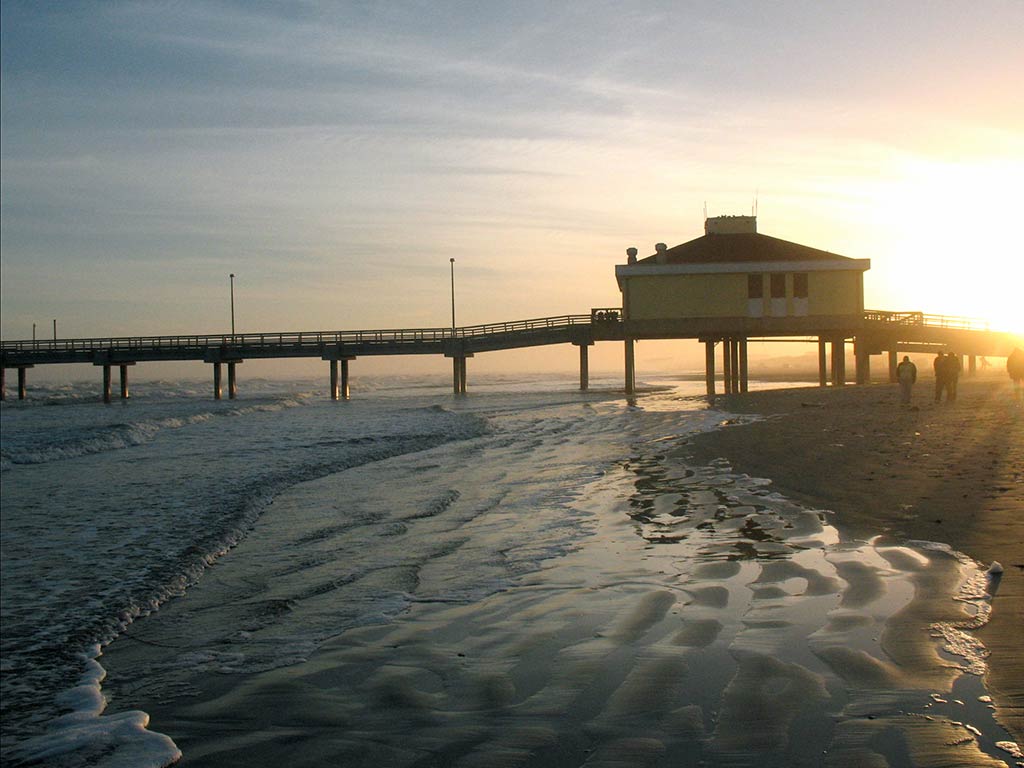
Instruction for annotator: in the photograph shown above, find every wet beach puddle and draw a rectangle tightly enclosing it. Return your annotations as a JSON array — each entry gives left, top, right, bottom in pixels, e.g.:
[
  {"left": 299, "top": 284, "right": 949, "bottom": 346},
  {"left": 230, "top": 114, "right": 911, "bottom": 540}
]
[{"left": 99, "top": 413, "right": 1020, "bottom": 768}]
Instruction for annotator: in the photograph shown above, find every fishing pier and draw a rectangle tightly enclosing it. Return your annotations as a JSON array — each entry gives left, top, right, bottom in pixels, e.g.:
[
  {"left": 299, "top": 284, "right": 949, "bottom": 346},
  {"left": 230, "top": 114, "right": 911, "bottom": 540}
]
[
  {"left": 2, "top": 216, "right": 1019, "bottom": 402},
  {"left": 0, "top": 309, "right": 1016, "bottom": 402}
]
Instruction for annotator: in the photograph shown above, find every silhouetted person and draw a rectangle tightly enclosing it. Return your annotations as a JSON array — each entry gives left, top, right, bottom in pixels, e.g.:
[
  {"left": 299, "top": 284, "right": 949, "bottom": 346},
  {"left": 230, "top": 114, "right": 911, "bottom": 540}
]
[
  {"left": 896, "top": 355, "right": 917, "bottom": 404},
  {"left": 933, "top": 352, "right": 947, "bottom": 402},
  {"left": 946, "top": 353, "right": 962, "bottom": 401},
  {"left": 1008, "top": 348, "right": 1024, "bottom": 401}
]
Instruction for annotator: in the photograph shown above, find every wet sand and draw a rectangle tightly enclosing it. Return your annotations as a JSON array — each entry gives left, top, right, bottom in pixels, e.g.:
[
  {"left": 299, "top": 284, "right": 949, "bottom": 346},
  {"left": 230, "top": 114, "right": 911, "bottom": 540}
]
[
  {"left": 87, "top": 378, "right": 1024, "bottom": 767},
  {"left": 682, "top": 373, "right": 1024, "bottom": 744}
]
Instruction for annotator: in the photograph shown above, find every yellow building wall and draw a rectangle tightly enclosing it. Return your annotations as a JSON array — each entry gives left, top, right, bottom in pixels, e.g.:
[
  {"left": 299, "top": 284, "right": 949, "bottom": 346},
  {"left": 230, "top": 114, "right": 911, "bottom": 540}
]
[
  {"left": 806, "top": 271, "right": 862, "bottom": 314},
  {"left": 626, "top": 274, "right": 747, "bottom": 319},
  {"left": 624, "top": 270, "right": 863, "bottom": 319}
]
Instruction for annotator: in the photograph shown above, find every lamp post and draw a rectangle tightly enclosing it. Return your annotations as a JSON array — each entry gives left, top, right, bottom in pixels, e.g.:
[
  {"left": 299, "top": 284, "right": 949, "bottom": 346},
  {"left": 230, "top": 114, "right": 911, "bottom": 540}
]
[
  {"left": 449, "top": 258, "right": 456, "bottom": 333},
  {"left": 230, "top": 273, "right": 236, "bottom": 335},
  {"left": 53, "top": 319, "right": 57, "bottom": 341},
  {"left": 32, "top": 323, "right": 36, "bottom": 342}
]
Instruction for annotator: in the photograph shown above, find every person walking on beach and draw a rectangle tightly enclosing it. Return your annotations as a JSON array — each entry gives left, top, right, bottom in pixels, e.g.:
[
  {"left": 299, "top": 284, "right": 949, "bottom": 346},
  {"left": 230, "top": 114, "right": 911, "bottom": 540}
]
[
  {"left": 946, "top": 352, "right": 962, "bottom": 401},
  {"left": 896, "top": 355, "right": 917, "bottom": 404},
  {"left": 933, "top": 352, "right": 947, "bottom": 402},
  {"left": 1008, "top": 348, "right": 1024, "bottom": 401}
]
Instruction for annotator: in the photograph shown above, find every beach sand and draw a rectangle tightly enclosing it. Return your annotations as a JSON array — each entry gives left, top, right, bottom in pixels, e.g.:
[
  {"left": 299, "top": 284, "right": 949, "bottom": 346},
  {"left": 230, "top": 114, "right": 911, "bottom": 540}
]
[
  {"left": 682, "top": 373, "right": 1024, "bottom": 744},
  {"left": 91, "top": 375, "right": 1023, "bottom": 767}
]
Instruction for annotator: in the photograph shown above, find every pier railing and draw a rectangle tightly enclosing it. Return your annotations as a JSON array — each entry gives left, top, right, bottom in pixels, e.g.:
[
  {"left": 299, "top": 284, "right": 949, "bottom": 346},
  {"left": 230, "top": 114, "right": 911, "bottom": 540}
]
[
  {"left": 0, "top": 314, "right": 597, "bottom": 353},
  {"left": 863, "top": 310, "right": 996, "bottom": 332},
  {"left": 2, "top": 310, "right": 1007, "bottom": 355}
]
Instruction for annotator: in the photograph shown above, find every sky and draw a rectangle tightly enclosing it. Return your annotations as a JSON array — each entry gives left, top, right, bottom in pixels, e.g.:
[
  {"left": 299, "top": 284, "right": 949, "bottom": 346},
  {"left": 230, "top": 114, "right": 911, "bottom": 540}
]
[{"left": 2, "top": 1, "right": 1022, "bottom": 379}]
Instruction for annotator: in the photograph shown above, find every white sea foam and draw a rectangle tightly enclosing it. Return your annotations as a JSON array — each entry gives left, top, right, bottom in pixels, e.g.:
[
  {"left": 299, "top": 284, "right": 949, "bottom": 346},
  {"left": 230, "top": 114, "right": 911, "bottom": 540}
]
[
  {"left": 10, "top": 646, "right": 181, "bottom": 768},
  {"left": 1, "top": 379, "right": 493, "bottom": 763}
]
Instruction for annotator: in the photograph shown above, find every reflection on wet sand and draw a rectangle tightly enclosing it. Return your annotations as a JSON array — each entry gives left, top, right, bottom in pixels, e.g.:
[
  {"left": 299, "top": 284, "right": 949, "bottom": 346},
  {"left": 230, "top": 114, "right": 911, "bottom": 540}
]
[{"left": 129, "top": 446, "right": 1015, "bottom": 767}]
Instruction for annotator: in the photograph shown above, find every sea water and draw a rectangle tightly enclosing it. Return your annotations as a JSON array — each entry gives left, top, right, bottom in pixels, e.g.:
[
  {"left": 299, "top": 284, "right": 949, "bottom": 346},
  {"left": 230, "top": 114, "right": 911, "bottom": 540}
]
[{"left": 0, "top": 374, "right": 1018, "bottom": 767}]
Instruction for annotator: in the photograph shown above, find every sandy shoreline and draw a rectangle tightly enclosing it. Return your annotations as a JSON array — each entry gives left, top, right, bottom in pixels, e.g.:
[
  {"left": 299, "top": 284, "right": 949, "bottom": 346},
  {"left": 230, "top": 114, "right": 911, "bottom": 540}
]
[
  {"left": 681, "top": 373, "right": 1024, "bottom": 743},
  {"left": 77, "top": 376, "right": 1022, "bottom": 767}
]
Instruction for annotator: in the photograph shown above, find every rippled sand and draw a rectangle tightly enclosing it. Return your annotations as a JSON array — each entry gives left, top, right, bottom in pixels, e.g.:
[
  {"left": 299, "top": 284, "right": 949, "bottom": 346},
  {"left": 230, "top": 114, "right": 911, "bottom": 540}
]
[{"left": 103, "top": 432, "right": 1014, "bottom": 766}]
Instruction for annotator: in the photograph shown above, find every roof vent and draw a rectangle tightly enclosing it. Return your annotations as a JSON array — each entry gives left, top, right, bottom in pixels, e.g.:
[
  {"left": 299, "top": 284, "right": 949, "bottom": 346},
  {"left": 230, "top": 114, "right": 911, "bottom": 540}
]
[
  {"left": 655, "top": 242, "right": 668, "bottom": 264},
  {"left": 705, "top": 215, "right": 757, "bottom": 235},
  {"left": 626, "top": 247, "right": 638, "bottom": 265}
]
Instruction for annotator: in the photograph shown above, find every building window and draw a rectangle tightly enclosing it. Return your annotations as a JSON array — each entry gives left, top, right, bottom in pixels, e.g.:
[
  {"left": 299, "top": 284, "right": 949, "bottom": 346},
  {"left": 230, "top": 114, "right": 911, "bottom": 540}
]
[
  {"left": 770, "top": 273, "right": 786, "bottom": 299},
  {"left": 747, "top": 274, "right": 764, "bottom": 299},
  {"left": 793, "top": 273, "right": 808, "bottom": 299}
]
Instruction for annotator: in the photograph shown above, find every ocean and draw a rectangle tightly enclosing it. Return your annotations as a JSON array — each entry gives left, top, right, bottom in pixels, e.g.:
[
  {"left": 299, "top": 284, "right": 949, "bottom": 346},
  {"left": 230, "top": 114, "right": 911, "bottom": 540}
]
[{"left": 0, "top": 373, "right": 1016, "bottom": 767}]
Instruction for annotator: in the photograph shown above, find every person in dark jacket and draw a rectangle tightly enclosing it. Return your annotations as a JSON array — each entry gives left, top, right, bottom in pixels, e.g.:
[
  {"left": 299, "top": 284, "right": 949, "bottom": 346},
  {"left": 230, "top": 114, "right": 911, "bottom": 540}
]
[
  {"left": 896, "top": 355, "right": 917, "bottom": 404},
  {"left": 1008, "top": 348, "right": 1024, "bottom": 401},
  {"left": 933, "top": 352, "right": 947, "bottom": 402},
  {"left": 946, "top": 352, "right": 962, "bottom": 401}
]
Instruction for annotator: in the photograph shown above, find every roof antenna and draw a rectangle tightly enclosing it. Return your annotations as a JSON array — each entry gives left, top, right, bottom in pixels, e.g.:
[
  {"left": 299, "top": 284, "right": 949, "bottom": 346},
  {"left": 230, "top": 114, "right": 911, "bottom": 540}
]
[
  {"left": 754, "top": 189, "right": 759, "bottom": 217},
  {"left": 703, "top": 201, "right": 708, "bottom": 220}
]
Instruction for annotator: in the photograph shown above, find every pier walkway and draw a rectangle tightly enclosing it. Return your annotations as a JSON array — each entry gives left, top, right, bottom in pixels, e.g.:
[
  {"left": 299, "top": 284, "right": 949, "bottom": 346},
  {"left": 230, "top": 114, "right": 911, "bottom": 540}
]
[{"left": 1, "top": 309, "right": 1017, "bottom": 401}]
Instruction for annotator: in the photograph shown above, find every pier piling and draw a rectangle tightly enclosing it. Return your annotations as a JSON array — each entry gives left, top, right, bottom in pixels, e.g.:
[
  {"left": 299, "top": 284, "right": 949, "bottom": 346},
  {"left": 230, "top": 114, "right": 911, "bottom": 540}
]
[
  {"left": 213, "top": 363, "right": 222, "bottom": 400},
  {"left": 102, "top": 365, "right": 112, "bottom": 403},
  {"left": 704, "top": 339, "right": 716, "bottom": 398},
  {"left": 739, "top": 338, "right": 749, "bottom": 393},
  {"left": 119, "top": 364, "right": 132, "bottom": 400},
  {"left": 578, "top": 343, "right": 590, "bottom": 391},
  {"left": 831, "top": 339, "right": 846, "bottom": 386},
  {"left": 624, "top": 339, "right": 635, "bottom": 395},
  {"left": 452, "top": 356, "right": 468, "bottom": 394}
]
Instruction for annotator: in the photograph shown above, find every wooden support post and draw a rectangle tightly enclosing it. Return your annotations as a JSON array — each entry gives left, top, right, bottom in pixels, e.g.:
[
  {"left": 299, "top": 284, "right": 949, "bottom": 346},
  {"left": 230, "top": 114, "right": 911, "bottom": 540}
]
[
  {"left": 831, "top": 339, "right": 845, "bottom": 386},
  {"left": 228, "top": 362, "right": 238, "bottom": 399},
  {"left": 855, "top": 345, "right": 870, "bottom": 385},
  {"left": 453, "top": 356, "right": 461, "bottom": 394},
  {"left": 119, "top": 365, "right": 130, "bottom": 400},
  {"left": 341, "top": 359, "right": 350, "bottom": 400},
  {"left": 213, "top": 362, "right": 222, "bottom": 400},
  {"left": 739, "top": 338, "right": 749, "bottom": 393},
  {"left": 968, "top": 355, "right": 977, "bottom": 376},
  {"left": 723, "top": 338, "right": 733, "bottom": 394},
  {"left": 624, "top": 339, "right": 635, "bottom": 395},
  {"left": 578, "top": 344, "right": 589, "bottom": 391},
  {"left": 459, "top": 356, "right": 467, "bottom": 393},
  {"left": 102, "top": 365, "right": 112, "bottom": 404},
  {"left": 888, "top": 350, "right": 898, "bottom": 383},
  {"left": 730, "top": 339, "right": 740, "bottom": 393},
  {"left": 818, "top": 340, "right": 828, "bottom": 387},
  {"left": 1, "top": 367, "right": 5, "bottom": 401},
  {"left": 18, "top": 367, "right": 28, "bottom": 400},
  {"left": 704, "top": 339, "right": 716, "bottom": 398},
  {"left": 330, "top": 360, "right": 339, "bottom": 401}
]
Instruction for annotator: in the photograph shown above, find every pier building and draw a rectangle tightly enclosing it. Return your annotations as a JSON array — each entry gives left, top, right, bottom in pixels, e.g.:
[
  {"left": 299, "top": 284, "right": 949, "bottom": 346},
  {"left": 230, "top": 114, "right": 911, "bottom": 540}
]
[{"left": 616, "top": 215, "right": 871, "bottom": 394}]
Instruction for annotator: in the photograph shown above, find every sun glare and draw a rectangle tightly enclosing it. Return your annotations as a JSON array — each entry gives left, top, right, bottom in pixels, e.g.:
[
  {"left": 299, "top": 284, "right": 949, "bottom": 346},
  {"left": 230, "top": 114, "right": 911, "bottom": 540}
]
[{"left": 868, "top": 155, "right": 1022, "bottom": 333}]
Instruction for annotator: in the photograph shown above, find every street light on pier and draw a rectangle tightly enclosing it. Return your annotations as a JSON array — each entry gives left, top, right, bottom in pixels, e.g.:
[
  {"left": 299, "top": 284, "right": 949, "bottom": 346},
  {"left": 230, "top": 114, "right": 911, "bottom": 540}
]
[
  {"left": 449, "top": 258, "right": 456, "bottom": 334},
  {"left": 230, "top": 273, "right": 236, "bottom": 336}
]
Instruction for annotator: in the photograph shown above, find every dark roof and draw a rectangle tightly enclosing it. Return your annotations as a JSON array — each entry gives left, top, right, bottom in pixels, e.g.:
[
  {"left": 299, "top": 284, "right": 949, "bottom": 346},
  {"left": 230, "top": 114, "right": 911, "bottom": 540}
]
[{"left": 637, "top": 232, "right": 854, "bottom": 265}]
